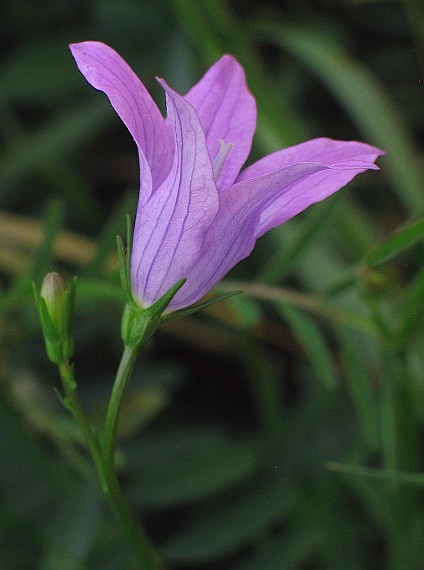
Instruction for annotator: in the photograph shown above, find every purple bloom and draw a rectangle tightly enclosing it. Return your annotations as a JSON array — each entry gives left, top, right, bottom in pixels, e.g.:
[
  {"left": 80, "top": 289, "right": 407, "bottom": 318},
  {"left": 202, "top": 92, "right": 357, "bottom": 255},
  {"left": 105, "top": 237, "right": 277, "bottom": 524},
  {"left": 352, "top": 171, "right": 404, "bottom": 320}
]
[{"left": 70, "top": 42, "right": 383, "bottom": 311}]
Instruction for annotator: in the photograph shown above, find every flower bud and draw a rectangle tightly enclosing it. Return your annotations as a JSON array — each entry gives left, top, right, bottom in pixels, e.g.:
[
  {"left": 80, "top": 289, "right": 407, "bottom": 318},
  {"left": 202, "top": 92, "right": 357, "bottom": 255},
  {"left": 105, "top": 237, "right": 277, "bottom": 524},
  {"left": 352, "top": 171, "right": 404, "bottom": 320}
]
[
  {"left": 34, "top": 272, "right": 76, "bottom": 364},
  {"left": 40, "top": 272, "right": 66, "bottom": 336}
]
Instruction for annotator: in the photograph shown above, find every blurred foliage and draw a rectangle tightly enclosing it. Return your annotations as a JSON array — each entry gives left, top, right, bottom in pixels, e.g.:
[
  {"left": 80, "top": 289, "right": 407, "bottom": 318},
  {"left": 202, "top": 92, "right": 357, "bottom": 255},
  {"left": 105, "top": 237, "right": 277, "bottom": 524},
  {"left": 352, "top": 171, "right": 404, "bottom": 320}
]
[{"left": 1, "top": 0, "right": 424, "bottom": 568}]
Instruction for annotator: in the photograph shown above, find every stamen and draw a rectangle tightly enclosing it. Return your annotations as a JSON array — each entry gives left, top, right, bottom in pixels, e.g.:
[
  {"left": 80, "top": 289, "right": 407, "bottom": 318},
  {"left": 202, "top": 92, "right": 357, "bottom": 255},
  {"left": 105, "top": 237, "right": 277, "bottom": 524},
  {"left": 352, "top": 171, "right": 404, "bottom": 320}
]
[{"left": 213, "top": 139, "right": 233, "bottom": 182}]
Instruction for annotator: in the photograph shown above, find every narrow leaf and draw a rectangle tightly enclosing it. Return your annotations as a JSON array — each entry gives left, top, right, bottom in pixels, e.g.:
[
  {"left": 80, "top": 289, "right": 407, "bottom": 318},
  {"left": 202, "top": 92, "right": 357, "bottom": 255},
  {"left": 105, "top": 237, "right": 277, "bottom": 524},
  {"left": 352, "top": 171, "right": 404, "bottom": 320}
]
[
  {"left": 278, "top": 303, "right": 338, "bottom": 389},
  {"left": 259, "top": 22, "right": 423, "bottom": 214},
  {"left": 85, "top": 193, "right": 136, "bottom": 276},
  {"left": 161, "top": 290, "right": 241, "bottom": 323},
  {"left": 31, "top": 199, "right": 64, "bottom": 282},
  {"left": 366, "top": 216, "right": 424, "bottom": 266},
  {"left": 161, "top": 475, "right": 298, "bottom": 563},
  {"left": 339, "top": 327, "right": 379, "bottom": 449},
  {"left": 396, "top": 263, "right": 424, "bottom": 341},
  {"left": 327, "top": 462, "right": 424, "bottom": 488}
]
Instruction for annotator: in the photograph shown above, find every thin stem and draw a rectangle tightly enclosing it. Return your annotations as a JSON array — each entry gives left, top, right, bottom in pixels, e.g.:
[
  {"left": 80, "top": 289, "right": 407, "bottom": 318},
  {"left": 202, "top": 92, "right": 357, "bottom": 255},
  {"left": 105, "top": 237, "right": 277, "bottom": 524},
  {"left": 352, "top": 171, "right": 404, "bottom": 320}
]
[
  {"left": 59, "top": 356, "right": 163, "bottom": 569},
  {"left": 219, "top": 280, "right": 378, "bottom": 336},
  {"left": 58, "top": 361, "right": 106, "bottom": 488},
  {"left": 102, "top": 344, "right": 138, "bottom": 476},
  {"left": 105, "top": 465, "right": 163, "bottom": 569},
  {"left": 102, "top": 342, "right": 163, "bottom": 569}
]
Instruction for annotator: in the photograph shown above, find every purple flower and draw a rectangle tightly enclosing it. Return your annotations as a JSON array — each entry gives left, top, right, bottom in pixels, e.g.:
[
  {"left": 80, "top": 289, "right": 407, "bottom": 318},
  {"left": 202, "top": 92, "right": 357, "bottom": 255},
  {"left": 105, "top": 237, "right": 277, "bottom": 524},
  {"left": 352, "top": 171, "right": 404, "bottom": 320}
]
[{"left": 70, "top": 41, "right": 383, "bottom": 311}]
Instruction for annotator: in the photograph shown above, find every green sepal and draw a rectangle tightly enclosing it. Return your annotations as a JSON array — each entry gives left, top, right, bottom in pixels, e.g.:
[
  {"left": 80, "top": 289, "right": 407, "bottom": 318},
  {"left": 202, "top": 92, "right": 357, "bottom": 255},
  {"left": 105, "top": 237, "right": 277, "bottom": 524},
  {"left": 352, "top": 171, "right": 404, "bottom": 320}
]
[
  {"left": 148, "top": 278, "right": 187, "bottom": 317},
  {"left": 161, "top": 290, "right": 242, "bottom": 323},
  {"left": 33, "top": 283, "right": 62, "bottom": 363},
  {"left": 62, "top": 276, "right": 77, "bottom": 361},
  {"left": 37, "top": 295, "right": 60, "bottom": 343},
  {"left": 53, "top": 386, "right": 70, "bottom": 411},
  {"left": 116, "top": 215, "right": 134, "bottom": 303},
  {"left": 33, "top": 273, "right": 76, "bottom": 365},
  {"left": 121, "top": 278, "right": 187, "bottom": 348},
  {"left": 117, "top": 235, "right": 132, "bottom": 303}
]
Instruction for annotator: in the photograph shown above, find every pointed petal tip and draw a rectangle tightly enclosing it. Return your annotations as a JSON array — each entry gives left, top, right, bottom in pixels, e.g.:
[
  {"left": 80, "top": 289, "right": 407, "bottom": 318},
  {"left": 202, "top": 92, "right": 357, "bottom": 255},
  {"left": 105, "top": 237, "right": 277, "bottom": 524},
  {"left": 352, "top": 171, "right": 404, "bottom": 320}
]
[
  {"left": 69, "top": 41, "right": 109, "bottom": 67},
  {"left": 69, "top": 40, "right": 100, "bottom": 55},
  {"left": 69, "top": 41, "right": 121, "bottom": 65},
  {"left": 216, "top": 53, "right": 244, "bottom": 68},
  {"left": 155, "top": 76, "right": 166, "bottom": 88},
  {"left": 328, "top": 160, "right": 381, "bottom": 171}
]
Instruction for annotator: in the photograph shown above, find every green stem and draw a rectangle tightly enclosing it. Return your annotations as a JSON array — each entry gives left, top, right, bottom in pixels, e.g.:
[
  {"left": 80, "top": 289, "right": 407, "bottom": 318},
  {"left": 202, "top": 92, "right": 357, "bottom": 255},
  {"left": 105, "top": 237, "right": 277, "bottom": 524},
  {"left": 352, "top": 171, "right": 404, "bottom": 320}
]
[
  {"left": 105, "top": 464, "right": 163, "bottom": 569},
  {"left": 102, "top": 344, "right": 138, "bottom": 476},
  {"left": 58, "top": 356, "right": 163, "bottom": 569},
  {"left": 58, "top": 361, "right": 106, "bottom": 488},
  {"left": 102, "top": 343, "right": 163, "bottom": 570}
]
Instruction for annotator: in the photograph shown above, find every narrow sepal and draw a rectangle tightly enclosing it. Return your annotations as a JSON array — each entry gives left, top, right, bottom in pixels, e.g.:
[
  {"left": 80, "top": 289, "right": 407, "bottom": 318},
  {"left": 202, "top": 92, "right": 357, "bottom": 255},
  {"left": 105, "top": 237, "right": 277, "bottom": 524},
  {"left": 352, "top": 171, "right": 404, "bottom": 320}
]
[
  {"left": 161, "top": 290, "right": 241, "bottom": 323},
  {"left": 147, "top": 278, "right": 187, "bottom": 318},
  {"left": 63, "top": 276, "right": 77, "bottom": 360},
  {"left": 53, "top": 386, "right": 71, "bottom": 411},
  {"left": 117, "top": 215, "right": 134, "bottom": 303},
  {"left": 121, "top": 278, "right": 187, "bottom": 348},
  {"left": 117, "top": 235, "right": 132, "bottom": 302}
]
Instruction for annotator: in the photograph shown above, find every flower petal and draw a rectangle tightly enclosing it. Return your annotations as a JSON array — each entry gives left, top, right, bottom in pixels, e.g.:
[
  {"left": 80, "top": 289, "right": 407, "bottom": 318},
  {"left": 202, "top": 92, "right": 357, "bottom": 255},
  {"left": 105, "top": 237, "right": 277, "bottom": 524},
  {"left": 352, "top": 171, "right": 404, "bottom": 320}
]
[
  {"left": 238, "top": 137, "right": 383, "bottom": 181},
  {"left": 237, "top": 138, "right": 384, "bottom": 236},
  {"left": 169, "top": 150, "right": 381, "bottom": 309},
  {"left": 130, "top": 80, "right": 219, "bottom": 307},
  {"left": 185, "top": 55, "right": 256, "bottom": 191},
  {"left": 169, "top": 162, "right": 333, "bottom": 309},
  {"left": 69, "top": 41, "right": 173, "bottom": 192}
]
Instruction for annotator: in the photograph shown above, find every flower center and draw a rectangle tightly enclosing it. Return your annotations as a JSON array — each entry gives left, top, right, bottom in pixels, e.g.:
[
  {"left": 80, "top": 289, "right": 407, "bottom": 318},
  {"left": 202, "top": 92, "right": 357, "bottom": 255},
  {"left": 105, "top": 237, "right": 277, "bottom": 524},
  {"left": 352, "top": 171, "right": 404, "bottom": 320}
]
[{"left": 213, "top": 139, "right": 233, "bottom": 182}]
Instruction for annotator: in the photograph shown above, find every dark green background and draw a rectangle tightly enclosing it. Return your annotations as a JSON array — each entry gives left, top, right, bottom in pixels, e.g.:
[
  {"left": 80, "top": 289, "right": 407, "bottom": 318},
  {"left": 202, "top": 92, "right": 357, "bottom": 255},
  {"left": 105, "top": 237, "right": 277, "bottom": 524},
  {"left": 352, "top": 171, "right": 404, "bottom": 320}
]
[{"left": 2, "top": 1, "right": 424, "bottom": 568}]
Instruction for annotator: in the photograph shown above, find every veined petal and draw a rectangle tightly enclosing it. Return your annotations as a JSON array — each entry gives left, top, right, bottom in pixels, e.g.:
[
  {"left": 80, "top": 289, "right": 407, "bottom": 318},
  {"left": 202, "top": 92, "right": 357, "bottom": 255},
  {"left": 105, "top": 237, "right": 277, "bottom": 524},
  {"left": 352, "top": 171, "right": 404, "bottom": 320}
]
[
  {"left": 185, "top": 55, "right": 256, "bottom": 191},
  {"left": 238, "top": 138, "right": 383, "bottom": 182},
  {"left": 168, "top": 162, "right": 333, "bottom": 310},
  {"left": 71, "top": 44, "right": 384, "bottom": 313},
  {"left": 130, "top": 80, "right": 219, "bottom": 307},
  {"left": 69, "top": 41, "right": 173, "bottom": 192},
  {"left": 236, "top": 138, "right": 384, "bottom": 236},
  {"left": 168, "top": 152, "right": 381, "bottom": 310},
  {"left": 129, "top": 149, "right": 153, "bottom": 298}
]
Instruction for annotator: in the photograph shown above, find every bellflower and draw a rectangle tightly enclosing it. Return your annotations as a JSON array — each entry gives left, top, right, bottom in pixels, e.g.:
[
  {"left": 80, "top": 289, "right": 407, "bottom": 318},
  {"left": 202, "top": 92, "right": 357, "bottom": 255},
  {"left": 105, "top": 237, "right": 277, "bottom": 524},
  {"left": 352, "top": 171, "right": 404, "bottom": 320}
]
[{"left": 70, "top": 42, "right": 383, "bottom": 311}]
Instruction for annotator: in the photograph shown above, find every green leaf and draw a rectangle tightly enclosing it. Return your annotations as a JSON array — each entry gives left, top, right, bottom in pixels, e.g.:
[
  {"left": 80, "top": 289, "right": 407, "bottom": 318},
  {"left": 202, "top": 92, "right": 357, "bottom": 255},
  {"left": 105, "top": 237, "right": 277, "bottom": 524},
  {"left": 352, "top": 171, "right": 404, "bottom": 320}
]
[
  {"left": 231, "top": 529, "right": 317, "bottom": 570},
  {"left": 339, "top": 327, "right": 380, "bottom": 450},
  {"left": 0, "top": 101, "right": 110, "bottom": 223},
  {"left": 327, "top": 461, "right": 424, "bottom": 488},
  {"left": 0, "top": 398, "right": 65, "bottom": 527},
  {"left": 278, "top": 303, "right": 338, "bottom": 389},
  {"left": 127, "top": 433, "right": 260, "bottom": 508},
  {"left": 1, "top": 38, "right": 81, "bottom": 104},
  {"left": 31, "top": 199, "right": 64, "bottom": 283},
  {"left": 228, "top": 294, "right": 263, "bottom": 328},
  {"left": 85, "top": 193, "right": 136, "bottom": 277},
  {"left": 395, "top": 263, "right": 424, "bottom": 341},
  {"left": 161, "top": 474, "right": 298, "bottom": 563},
  {"left": 259, "top": 195, "right": 340, "bottom": 283},
  {"left": 172, "top": 0, "right": 307, "bottom": 147},
  {"left": 366, "top": 216, "right": 424, "bottom": 266},
  {"left": 76, "top": 278, "right": 124, "bottom": 305},
  {"left": 220, "top": 280, "right": 378, "bottom": 336},
  {"left": 259, "top": 22, "right": 423, "bottom": 214},
  {"left": 40, "top": 483, "right": 101, "bottom": 570}
]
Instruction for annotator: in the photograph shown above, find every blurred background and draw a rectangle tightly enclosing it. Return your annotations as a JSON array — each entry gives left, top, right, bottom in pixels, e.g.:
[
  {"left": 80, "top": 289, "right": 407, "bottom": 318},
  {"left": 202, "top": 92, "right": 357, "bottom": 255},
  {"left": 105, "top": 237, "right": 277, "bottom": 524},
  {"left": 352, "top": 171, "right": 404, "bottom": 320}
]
[{"left": 2, "top": 0, "right": 424, "bottom": 568}]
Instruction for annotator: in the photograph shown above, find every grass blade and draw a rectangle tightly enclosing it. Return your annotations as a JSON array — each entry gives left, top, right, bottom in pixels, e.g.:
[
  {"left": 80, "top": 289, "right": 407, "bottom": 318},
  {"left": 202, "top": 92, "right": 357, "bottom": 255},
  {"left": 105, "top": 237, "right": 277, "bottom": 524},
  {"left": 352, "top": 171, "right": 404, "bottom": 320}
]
[
  {"left": 367, "top": 216, "right": 424, "bottom": 266},
  {"left": 259, "top": 22, "right": 423, "bottom": 214},
  {"left": 278, "top": 303, "right": 338, "bottom": 389}
]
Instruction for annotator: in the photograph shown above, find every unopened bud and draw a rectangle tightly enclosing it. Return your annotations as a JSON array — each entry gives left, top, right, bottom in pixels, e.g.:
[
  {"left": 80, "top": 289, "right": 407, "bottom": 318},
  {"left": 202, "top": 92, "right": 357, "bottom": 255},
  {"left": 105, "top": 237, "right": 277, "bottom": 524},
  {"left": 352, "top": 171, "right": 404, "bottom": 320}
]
[
  {"left": 34, "top": 272, "right": 76, "bottom": 364},
  {"left": 40, "top": 272, "right": 66, "bottom": 336}
]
